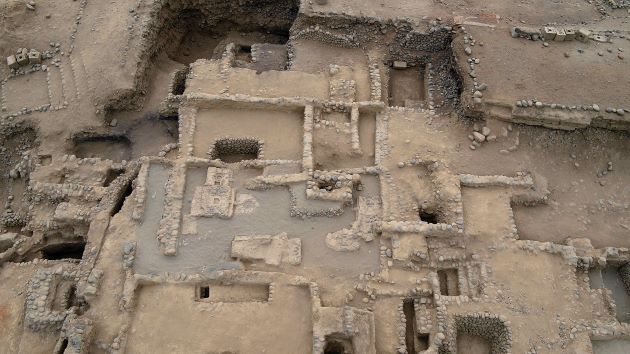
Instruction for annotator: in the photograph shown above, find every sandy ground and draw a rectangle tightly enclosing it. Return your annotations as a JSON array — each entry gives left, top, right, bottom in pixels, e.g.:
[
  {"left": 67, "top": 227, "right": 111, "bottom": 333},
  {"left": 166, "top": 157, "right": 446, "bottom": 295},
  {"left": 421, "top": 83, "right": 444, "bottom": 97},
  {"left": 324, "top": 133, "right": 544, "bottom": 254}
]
[
  {"left": 193, "top": 107, "right": 304, "bottom": 160},
  {"left": 387, "top": 110, "right": 630, "bottom": 248},
  {"left": 126, "top": 282, "right": 313, "bottom": 354},
  {"left": 462, "top": 25, "right": 630, "bottom": 110},
  {"left": 1, "top": 0, "right": 630, "bottom": 352}
]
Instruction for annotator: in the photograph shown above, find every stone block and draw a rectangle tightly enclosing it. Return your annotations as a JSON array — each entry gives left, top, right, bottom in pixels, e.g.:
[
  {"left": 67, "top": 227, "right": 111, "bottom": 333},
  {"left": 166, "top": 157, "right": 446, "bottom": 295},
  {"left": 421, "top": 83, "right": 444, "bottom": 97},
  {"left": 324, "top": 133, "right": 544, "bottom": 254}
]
[
  {"left": 542, "top": 26, "right": 557, "bottom": 41},
  {"left": 393, "top": 61, "right": 407, "bottom": 69},
  {"left": 191, "top": 168, "right": 235, "bottom": 219},
  {"left": 511, "top": 26, "right": 541, "bottom": 40},
  {"left": 0, "top": 232, "right": 17, "bottom": 252},
  {"left": 6, "top": 55, "right": 19, "bottom": 69},
  {"left": 28, "top": 50, "right": 41, "bottom": 64},
  {"left": 576, "top": 28, "right": 591, "bottom": 43},
  {"left": 191, "top": 185, "right": 235, "bottom": 218},
  {"left": 16, "top": 53, "right": 29, "bottom": 66},
  {"left": 554, "top": 28, "right": 566, "bottom": 41},
  {"left": 564, "top": 28, "right": 576, "bottom": 41},
  {"left": 231, "top": 233, "right": 301, "bottom": 266}
]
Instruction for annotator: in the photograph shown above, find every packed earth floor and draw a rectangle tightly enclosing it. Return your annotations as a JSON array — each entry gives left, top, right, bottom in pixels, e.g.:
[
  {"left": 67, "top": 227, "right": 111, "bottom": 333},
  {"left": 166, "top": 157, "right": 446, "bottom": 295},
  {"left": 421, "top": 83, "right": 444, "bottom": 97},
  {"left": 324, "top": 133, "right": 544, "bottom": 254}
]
[{"left": 0, "top": 0, "right": 630, "bottom": 353}]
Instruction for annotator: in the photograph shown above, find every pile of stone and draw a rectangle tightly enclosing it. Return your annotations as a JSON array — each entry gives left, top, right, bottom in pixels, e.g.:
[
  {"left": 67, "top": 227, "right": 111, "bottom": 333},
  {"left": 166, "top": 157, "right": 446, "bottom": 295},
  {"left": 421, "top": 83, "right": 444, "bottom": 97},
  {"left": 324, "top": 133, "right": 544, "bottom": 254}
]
[
  {"left": 467, "top": 125, "right": 495, "bottom": 150},
  {"left": 6, "top": 48, "right": 42, "bottom": 70}
]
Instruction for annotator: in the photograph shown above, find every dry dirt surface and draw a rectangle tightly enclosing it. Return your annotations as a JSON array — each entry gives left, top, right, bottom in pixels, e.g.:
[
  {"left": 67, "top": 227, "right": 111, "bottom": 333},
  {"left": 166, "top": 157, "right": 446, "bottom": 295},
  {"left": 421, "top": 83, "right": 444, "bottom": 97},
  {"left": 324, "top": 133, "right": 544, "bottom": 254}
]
[{"left": 0, "top": 0, "right": 629, "bottom": 353}]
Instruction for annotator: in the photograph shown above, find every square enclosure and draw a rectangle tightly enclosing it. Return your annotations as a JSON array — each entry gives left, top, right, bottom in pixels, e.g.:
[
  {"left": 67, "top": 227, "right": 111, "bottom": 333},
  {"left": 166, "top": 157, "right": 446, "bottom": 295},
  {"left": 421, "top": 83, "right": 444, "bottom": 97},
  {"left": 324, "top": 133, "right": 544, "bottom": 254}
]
[
  {"left": 313, "top": 111, "right": 375, "bottom": 170},
  {"left": 194, "top": 107, "right": 303, "bottom": 161},
  {"left": 388, "top": 65, "right": 426, "bottom": 107},
  {"left": 2, "top": 70, "right": 50, "bottom": 113}
]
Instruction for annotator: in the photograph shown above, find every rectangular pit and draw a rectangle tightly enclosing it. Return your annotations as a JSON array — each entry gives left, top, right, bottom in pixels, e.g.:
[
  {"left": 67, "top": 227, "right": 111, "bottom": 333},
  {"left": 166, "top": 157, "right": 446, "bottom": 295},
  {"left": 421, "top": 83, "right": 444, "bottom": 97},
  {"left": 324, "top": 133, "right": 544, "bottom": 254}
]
[
  {"left": 209, "top": 137, "right": 262, "bottom": 163},
  {"left": 324, "top": 334, "right": 354, "bottom": 354},
  {"left": 72, "top": 134, "right": 132, "bottom": 162},
  {"left": 388, "top": 66, "right": 426, "bottom": 108},
  {"left": 41, "top": 241, "right": 86, "bottom": 260},
  {"left": 438, "top": 269, "right": 460, "bottom": 296},
  {"left": 313, "top": 111, "right": 376, "bottom": 170},
  {"left": 403, "top": 298, "right": 429, "bottom": 354},
  {"left": 601, "top": 265, "right": 630, "bottom": 323},
  {"left": 592, "top": 339, "right": 630, "bottom": 354}
]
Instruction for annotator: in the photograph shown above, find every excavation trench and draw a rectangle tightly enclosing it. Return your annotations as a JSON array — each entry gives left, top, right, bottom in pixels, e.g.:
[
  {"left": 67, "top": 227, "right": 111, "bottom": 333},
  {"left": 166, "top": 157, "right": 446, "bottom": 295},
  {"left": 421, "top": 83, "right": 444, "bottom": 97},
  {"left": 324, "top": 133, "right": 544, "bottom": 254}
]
[
  {"left": 104, "top": 0, "right": 300, "bottom": 124},
  {"left": 72, "top": 112, "right": 179, "bottom": 160}
]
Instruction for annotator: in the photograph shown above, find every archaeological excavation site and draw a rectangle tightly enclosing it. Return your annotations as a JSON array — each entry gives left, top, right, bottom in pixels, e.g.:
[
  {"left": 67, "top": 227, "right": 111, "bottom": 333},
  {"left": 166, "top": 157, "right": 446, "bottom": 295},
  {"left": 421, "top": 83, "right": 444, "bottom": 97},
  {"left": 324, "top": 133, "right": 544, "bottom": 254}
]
[{"left": 1, "top": 0, "right": 630, "bottom": 353}]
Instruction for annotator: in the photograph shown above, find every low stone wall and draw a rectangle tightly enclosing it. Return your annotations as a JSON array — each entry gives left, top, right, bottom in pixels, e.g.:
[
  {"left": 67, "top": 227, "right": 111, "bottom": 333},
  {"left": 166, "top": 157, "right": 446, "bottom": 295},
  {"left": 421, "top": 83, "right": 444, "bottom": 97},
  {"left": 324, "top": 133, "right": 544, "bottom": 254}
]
[
  {"left": 55, "top": 314, "right": 94, "bottom": 354},
  {"left": 156, "top": 163, "right": 186, "bottom": 256},
  {"left": 459, "top": 173, "right": 533, "bottom": 188},
  {"left": 291, "top": 26, "right": 359, "bottom": 48},
  {"left": 484, "top": 101, "right": 630, "bottom": 132}
]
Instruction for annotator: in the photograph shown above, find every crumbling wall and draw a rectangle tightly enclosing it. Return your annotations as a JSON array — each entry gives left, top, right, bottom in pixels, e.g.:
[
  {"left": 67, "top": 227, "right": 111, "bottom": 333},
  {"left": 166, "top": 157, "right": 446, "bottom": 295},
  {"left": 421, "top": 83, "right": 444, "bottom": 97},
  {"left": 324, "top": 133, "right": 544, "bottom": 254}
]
[{"left": 619, "top": 263, "right": 630, "bottom": 295}]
